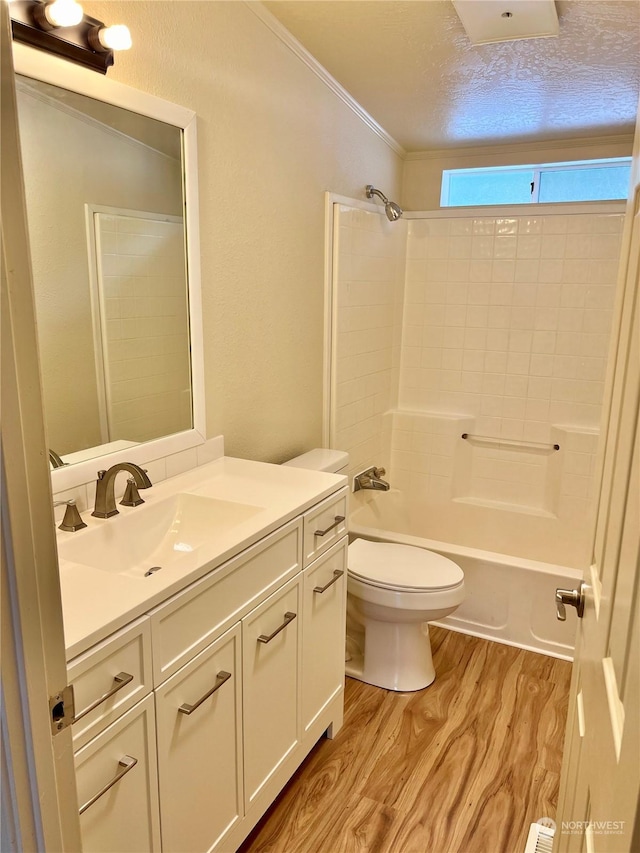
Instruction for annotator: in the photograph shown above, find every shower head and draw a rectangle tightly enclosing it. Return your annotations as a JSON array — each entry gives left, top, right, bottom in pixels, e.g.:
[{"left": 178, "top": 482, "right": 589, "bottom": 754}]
[{"left": 366, "top": 185, "right": 403, "bottom": 222}]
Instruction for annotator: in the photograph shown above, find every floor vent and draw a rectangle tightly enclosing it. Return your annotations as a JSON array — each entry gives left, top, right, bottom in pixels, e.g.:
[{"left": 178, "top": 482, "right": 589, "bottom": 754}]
[{"left": 524, "top": 822, "right": 555, "bottom": 853}]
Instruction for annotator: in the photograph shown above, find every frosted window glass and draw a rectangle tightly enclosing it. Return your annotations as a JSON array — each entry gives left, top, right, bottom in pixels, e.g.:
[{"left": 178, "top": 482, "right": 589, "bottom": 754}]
[
  {"left": 538, "top": 166, "right": 631, "bottom": 202},
  {"left": 447, "top": 170, "right": 534, "bottom": 207}
]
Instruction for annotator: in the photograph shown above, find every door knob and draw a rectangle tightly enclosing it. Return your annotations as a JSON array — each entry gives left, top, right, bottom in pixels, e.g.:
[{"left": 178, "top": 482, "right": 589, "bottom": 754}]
[{"left": 555, "top": 583, "right": 586, "bottom": 621}]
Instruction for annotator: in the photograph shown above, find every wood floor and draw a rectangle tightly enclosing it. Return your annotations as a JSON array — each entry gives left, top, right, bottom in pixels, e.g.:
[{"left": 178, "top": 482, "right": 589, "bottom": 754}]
[{"left": 240, "top": 627, "right": 572, "bottom": 853}]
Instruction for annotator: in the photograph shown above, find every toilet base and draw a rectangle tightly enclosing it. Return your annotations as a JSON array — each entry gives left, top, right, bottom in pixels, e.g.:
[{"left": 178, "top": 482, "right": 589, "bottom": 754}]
[{"left": 346, "top": 620, "right": 436, "bottom": 692}]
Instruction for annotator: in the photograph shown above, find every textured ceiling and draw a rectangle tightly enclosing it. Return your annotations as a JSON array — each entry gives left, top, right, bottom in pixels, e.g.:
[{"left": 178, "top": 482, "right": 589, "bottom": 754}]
[{"left": 263, "top": 0, "right": 640, "bottom": 152}]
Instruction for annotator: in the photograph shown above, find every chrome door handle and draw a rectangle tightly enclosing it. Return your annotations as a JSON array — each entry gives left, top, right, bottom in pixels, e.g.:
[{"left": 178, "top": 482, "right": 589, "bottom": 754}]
[
  {"left": 314, "top": 516, "right": 345, "bottom": 537},
  {"left": 178, "top": 671, "right": 232, "bottom": 715},
  {"left": 257, "top": 612, "right": 296, "bottom": 644},
  {"left": 79, "top": 755, "right": 137, "bottom": 815},
  {"left": 555, "top": 584, "right": 586, "bottom": 621},
  {"left": 313, "top": 569, "right": 344, "bottom": 594},
  {"left": 73, "top": 672, "right": 134, "bottom": 723}
]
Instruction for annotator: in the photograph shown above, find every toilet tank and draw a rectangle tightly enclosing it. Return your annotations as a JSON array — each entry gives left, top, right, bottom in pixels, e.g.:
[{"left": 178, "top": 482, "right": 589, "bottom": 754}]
[{"left": 282, "top": 448, "right": 349, "bottom": 475}]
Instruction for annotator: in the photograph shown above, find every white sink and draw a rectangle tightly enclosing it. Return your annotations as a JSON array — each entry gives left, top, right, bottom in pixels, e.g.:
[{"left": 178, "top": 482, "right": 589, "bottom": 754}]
[{"left": 58, "top": 493, "right": 263, "bottom": 579}]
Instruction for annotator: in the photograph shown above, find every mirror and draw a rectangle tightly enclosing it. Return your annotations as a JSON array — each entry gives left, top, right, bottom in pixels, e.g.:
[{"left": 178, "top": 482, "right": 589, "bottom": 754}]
[{"left": 13, "top": 45, "right": 204, "bottom": 480}]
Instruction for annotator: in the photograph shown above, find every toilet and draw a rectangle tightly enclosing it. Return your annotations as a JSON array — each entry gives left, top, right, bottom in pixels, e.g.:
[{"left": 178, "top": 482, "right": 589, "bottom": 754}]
[{"left": 283, "top": 449, "right": 465, "bottom": 692}]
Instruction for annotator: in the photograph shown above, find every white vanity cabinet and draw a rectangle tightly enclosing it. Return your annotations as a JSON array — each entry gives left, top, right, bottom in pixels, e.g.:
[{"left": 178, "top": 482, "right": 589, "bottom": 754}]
[
  {"left": 65, "top": 483, "right": 348, "bottom": 853},
  {"left": 302, "top": 538, "right": 347, "bottom": 735},
  {"left": 242, "top": 575, "right": 302, "bottom": 812},
  {"left": 155, "top": 624, "right": 243, "bottom": 853},
  {"left": 74, "top": 694, "right": 161, "bottom": 853}
]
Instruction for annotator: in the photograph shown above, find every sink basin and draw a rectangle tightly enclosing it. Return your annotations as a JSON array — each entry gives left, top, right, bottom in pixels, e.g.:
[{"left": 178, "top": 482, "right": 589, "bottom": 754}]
[{"left": 58, "top": 493, "right": 263, "bottom": 579}]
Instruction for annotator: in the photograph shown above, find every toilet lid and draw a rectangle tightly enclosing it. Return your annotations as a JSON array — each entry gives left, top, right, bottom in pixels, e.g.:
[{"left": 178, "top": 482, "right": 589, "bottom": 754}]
[{"left": 348, "top": 538, "right": 464, "bottom": 592}]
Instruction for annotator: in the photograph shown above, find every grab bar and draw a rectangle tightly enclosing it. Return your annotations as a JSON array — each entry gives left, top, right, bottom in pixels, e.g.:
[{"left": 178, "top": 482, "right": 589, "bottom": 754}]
[{"left": 461, "top": 433, "right": 560, "bottom": 452}]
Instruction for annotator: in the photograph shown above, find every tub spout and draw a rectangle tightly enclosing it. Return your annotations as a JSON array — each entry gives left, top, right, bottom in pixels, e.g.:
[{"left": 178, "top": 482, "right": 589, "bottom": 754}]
[{"left": 354, "top": 466, "right": 390, "bottom": 492}]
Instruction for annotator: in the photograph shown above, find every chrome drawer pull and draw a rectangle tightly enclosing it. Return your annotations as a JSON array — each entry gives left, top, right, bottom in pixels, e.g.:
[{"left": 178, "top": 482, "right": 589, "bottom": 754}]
[
  {"left": 313, "top": 569, "right": 344, "bottom": 595},
  {"left": 79, "top": 755, "right": 137, "bottom": 815},
  {"left": 73, "top": 672, "right": 134, "bottom": 723},
  {"left": 314, "top": 515, "right": 345, "bottom": 538},
  {"left": 178, "top": 671, "right": 232, "bottom": 715},
  {"left": 257, "top": 611, "right": 297, "bottom": 644}
]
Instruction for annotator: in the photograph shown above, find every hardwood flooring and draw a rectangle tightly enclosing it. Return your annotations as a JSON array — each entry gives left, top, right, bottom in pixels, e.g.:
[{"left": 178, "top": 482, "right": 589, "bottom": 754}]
[{"left": 239, "top": 627, "right": 572, "bottom": 853}]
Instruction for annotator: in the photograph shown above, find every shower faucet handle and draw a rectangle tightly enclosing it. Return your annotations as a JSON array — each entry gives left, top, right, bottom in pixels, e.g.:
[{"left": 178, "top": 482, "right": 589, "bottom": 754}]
[{"left": 372, "top": 467, "right": 386, "bottom": 478}]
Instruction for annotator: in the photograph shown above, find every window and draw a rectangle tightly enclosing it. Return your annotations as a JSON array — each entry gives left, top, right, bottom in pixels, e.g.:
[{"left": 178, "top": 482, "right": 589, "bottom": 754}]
[{"left": 440, "top": 158, "right": 632, "bottom": 207}]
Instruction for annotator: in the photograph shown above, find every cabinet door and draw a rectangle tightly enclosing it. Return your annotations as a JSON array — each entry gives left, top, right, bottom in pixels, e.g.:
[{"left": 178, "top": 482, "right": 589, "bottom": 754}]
[
  {"left": 74, "top": 695, "right": 160, "bottom": 853},
  {"left": 242, "top": 575, "right": 301, "bottom": 810},
  {"left": 302, "top": 538, "right": 347, "bottom": 733},
  {"left": 155, "top": 624, "right": 242, "bottom": 853}
]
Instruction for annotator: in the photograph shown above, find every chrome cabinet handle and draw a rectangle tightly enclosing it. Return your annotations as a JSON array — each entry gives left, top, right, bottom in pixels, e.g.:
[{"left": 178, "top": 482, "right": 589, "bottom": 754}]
[
  {"left": 555, "top": 584, "right": 586, "bottom": 621},
  {"left": 79, "top": 755, "right": 137, "bottom": 815},
  {"left": 313, "top": 569, "right": 344, "bottom": 595},
  {"left": 314, "top": 515, "right": 345, "bottom": 538},
  {"left": 178, "top": 671, "right": 232, "bottom": 715},
  {"left": 73, "top": 672, "right": 134, "bottom": 723},
  {"left": 257, "top": 612, "right": 296, "bottom": 644}
]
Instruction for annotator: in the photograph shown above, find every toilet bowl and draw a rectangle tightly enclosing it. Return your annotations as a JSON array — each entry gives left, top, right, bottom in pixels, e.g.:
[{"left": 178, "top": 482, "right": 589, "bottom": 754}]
[
  {"left": 346, "top": 538, "right": 465, "bottom": 692},
  {"left": 282, "top": 449, "right": 465, "bottom": 692}
]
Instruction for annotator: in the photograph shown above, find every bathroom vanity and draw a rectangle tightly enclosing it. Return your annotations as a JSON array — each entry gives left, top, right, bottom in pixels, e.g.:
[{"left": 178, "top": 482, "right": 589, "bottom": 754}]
[{"left": 58, "top": 458, "right": 348, "bottom": 852}]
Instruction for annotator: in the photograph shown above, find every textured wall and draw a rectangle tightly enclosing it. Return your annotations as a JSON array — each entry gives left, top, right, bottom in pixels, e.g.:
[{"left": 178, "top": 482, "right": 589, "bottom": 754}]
[{"left": 83, "top": 0, "right": 403, "bottom": 463}]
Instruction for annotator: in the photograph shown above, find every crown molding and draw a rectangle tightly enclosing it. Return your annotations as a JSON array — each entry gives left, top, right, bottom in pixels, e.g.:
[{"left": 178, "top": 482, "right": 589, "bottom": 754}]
[
  {"left": 246, "top": 2, "right": 406, "bottom": 159},
  {"left": 405, "top": 134, "right": 635, "bottom": 161}
]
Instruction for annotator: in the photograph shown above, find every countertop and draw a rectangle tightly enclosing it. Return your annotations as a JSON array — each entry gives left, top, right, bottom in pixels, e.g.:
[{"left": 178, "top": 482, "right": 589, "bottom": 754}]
[{"left": 58, "top": 456, "right": 346, "bottom": 661}]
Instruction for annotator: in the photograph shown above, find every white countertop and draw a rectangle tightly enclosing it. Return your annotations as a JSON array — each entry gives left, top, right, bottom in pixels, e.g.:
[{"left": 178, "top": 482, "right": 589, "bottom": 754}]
[{"left": 58, "top": 456, "right": 346, "bottom": 661}]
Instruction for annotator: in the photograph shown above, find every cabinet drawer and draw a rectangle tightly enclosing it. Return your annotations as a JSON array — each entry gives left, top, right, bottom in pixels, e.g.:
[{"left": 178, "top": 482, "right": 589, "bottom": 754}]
[
  {"left": 156, "top": 624, "right": 243, "bottom": 853},
  {"left": 68, "top": 618, "right": 152, "bottom": 749},
  {"left": 242, "top": 575, "right": 301, "bottom": 810},
  {"left": 150, "top": 518, "right": 301, "bottom": 685},
  {"left": 302, "top": 488, "right": 348, "bottom": 567},
  {"left": 302, "top": 538, "right": 347, "bottom": 733},
  {"left": 75, "top": 694, "right": 160, "bottom": 853}
]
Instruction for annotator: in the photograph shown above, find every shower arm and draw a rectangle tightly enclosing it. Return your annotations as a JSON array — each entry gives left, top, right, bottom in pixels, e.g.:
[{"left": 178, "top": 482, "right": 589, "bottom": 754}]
[{"left": 366, "top": 185, "right": 389, "bottom": 204}]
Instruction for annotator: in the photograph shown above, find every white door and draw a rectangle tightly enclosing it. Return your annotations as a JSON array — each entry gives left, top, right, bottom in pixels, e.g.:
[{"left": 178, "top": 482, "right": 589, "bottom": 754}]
[
  {"left": 555, "top": 102, "right": 640, "bottom": 852},
  {"left": 2, "top": 9, "right": 81, "bottom": 850}
]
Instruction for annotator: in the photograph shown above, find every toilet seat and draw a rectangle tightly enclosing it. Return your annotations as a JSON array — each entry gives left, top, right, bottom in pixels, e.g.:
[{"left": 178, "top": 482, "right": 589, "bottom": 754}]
[{"left": 348, "top": 538, "right": 464, "bottom": 593}]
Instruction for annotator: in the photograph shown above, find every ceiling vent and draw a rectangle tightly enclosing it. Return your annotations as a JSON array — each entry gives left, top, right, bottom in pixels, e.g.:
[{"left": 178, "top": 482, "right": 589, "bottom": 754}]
[{"left": 452, "top": 0, "right": 559, "bottom": 45}]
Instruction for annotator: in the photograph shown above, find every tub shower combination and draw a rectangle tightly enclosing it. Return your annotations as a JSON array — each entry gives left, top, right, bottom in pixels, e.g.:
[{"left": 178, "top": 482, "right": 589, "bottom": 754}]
[{"left": 328, "top": 196, "right": 625, "bottom": 670}]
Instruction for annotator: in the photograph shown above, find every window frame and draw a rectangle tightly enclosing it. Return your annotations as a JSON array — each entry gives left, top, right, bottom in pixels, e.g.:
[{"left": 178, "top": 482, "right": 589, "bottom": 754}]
[{"left": 440, "top": 157, "right": 632, "bottom": 207}]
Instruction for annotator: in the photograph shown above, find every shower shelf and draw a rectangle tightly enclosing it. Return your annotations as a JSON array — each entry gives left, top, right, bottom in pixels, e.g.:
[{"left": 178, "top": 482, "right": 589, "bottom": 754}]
[{"left": 460, "top": 433, "right": 560, "bottom": 452}]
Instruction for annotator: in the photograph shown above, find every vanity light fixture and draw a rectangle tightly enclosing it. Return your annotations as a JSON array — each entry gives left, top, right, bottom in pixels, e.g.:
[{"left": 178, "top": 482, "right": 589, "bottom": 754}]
[
  {"left": 39, "top": 0, "right": 84, "bottom": 29},
  {"left": 10, "top": 0, "right": 132, "bottom": 74}
]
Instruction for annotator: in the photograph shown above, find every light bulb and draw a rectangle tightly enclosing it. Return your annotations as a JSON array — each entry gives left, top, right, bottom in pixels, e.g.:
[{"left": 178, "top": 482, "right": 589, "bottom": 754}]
[
  {"left": 96, "top": 24, "right": 132, "bottom": 51},
  {"left": 44, "top": 0, "right": 84, "bottom": 27}
]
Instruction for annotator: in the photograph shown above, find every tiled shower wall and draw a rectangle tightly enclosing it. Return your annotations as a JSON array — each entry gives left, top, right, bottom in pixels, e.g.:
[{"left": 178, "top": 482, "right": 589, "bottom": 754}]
[
  {"left": 395, "top": 212, "right": 623, "bottom": 525},
  {"left": 332, "top": 204, "right": 624, "bottom": 567},
  {"left": 331, "top": 206, "right": 406, "bottom": 480}
]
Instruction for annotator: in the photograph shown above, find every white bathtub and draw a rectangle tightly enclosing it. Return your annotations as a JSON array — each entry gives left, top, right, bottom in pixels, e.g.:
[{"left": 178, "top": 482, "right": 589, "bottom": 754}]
[{"left": 349, "top": 490, "right": 581, "bottom": 660}]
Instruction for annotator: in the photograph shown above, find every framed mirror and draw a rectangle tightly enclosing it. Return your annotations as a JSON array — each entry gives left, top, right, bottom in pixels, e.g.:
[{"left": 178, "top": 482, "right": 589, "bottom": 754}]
[{"left": 13, "top": 43, "right": 205, "bottom": 490}]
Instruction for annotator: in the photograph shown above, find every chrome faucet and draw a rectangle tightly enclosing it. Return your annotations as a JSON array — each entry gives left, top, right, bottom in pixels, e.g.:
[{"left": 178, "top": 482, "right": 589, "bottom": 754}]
[
  {"left": 91, "top": 463, "right": 152, "bottom": 518},
  {"left": 353, "top": 466, "right": 390, "bottom": 492},
  {"left": 49, "top": 448, "right": 67, "bottom": 468}
]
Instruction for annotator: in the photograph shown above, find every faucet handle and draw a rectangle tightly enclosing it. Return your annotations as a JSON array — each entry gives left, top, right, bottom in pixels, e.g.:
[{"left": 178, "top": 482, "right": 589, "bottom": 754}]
[
  {"left": 120, "top": 478, "right": 145, "bottom": 508},
  {"left": 53, "top": 500, "right": 87, "bottom": 533},
  {"left": 373, "top": 467, "right": 386, "bottom": 478}
]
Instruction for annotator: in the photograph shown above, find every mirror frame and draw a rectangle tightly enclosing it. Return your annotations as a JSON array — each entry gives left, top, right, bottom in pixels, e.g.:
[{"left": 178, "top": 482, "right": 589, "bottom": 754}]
[{"left": 13, "top": 43, "right": 206, "bottom": 491}]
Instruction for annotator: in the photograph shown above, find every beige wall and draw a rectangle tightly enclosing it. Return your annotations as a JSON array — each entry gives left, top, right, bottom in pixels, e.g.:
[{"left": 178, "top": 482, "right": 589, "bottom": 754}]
[
  {"left": 402, "top": 136, "right": 633, "bottom": 211},
  {"left": 18, "top": 88, "right": 183, "bottom": 455},
  {"left": 83, "top": 0, "right": 403, "bottom": 463}
]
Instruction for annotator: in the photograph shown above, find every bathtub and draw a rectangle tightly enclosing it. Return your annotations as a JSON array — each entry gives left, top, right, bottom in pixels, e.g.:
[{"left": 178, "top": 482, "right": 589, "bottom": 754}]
[{"left": 349, "top": 490, "right": 581, "bottom": 660}]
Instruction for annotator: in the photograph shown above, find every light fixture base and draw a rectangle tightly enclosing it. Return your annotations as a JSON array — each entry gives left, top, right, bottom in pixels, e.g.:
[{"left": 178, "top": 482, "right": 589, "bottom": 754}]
[{"left": 10, "top": 0, "right": 115, "bottom": 74}]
